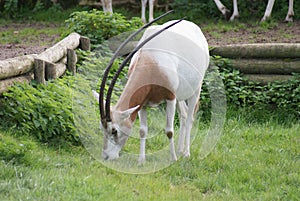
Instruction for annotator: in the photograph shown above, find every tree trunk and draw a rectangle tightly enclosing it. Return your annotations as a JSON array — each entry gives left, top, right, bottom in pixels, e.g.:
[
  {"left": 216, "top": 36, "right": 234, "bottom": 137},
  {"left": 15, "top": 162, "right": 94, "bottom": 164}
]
[
  {"left": 244, "top": 74, "right": 292, "bottom": 85},
  {"left": 0, "top": 73, "right": 33, "bottom": 94},
  {"left": 0, "top": 54, "right": 36, "bottom": 80},
  {"left": 38, "top": 32, "right": 81, "bottom": 63},
  {"left": 211, "top": 43, "right": 300, "bottom": 58},
  {"left": 229, "top": 59, "right": 300, "bottom": 74}
]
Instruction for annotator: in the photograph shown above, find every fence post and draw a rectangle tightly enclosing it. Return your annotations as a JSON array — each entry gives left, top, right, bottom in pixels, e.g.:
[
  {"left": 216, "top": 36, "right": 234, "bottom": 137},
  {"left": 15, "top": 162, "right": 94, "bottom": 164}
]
[
  {"left": 34, "top": 58, "right": 46, "bottom": 84},
  {"left": 80, "top": 36, "right": 91, "bottom": 51},
  {"left": 67, "top": 49, "right": 77, "bottom": 75}
]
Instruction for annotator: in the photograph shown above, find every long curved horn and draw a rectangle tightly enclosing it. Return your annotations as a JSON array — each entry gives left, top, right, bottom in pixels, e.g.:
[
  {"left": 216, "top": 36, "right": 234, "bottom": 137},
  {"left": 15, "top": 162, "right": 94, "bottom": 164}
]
[
  {"left": 105, "top": 19, "right": 184, "bottom": 122},
  {"left": 99, "top": 10, "right": 174, "bottom": 128}
]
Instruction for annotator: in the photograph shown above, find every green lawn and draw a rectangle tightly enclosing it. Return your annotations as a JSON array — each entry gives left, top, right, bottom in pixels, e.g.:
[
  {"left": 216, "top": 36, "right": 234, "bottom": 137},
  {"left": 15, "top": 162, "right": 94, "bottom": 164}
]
[{"left": 1, "top": 108, "right": 299, "bottom": 201}]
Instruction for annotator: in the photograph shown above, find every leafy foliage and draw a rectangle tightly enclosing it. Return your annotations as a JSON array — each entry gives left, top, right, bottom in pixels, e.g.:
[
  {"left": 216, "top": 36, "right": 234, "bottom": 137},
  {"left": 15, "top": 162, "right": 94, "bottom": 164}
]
[
  {"left": 2, "top": 0, "right": 18, "bottom": 18},
  {"left": 76, "top": 47, "right": 128, "bottom": 102},
  {"left": 201, "top": 56, "right": 300, "bottom": 117},
  {"left": 65, "top": 9, "right": 143, "bottom": 44},
  {"left": 0, "top": 0, "right": 76, "bottom": 19},
  {"left": 0, "top": 76, "right": 79, "bottom": 145}
]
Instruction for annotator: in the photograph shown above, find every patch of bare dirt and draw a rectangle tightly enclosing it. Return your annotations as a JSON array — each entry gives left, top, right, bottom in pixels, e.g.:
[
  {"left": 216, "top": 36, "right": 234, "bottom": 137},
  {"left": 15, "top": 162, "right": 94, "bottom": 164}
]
[
  {"left": 0, "top": 22, "right": 61, "bottom": 60},
  {"left": 204, "top": 21, "right": 300, "bottom": 46},
  {"left": 0, "top": 44, "right": 50, "bottom": 60},
  {"left": 0, "top": 20, "right": 299, "bottom": 60}
]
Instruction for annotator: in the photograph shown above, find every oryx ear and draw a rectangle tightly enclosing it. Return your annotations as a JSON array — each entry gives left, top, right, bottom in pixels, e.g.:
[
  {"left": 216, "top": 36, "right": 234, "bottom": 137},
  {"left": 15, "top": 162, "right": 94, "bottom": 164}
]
[
  {"left": 92, "top": 90, "right": 99, "bottom": 100},
  {"left": 119, "top": 105, "right": 140, "bottom": 120}
]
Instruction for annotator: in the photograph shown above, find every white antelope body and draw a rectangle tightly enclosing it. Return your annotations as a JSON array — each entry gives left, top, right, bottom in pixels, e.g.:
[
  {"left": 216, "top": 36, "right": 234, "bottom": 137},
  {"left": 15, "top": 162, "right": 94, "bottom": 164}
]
[{"left": 94, "top": 20, "right": 209, "bottom": 162}]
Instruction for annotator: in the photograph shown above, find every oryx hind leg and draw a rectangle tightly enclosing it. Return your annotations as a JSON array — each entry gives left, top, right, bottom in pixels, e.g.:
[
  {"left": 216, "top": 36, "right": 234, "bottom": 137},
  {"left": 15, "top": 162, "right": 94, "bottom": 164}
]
[
  {"left": 183, "top": 88, "right": 201, "bottom": 157},
  {"left": 176, "top": 100, "right": 188, "bottom": 154}
]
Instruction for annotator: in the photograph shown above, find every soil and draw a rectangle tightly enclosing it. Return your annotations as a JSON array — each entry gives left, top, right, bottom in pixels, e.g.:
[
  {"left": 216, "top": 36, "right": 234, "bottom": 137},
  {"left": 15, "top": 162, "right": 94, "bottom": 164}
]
[
  {"left": 203, "top": 21, "right": 300, "bottom": 46},
  {"left": 0, "top": 21, "right": 300, "bottom": 60},
  {"left": 0, "top": 22, "right": 61, "bottom": 60}
]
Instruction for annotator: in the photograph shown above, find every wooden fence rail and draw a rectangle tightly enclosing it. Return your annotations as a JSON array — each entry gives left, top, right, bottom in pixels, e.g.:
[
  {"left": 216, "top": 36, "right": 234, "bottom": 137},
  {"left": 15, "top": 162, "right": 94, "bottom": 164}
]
[
  {"left": 0, "top": 32, "right": 90, "bottom": 95},
  {"left": 210, "top": 43, "right": 300, "bottom": 84}
]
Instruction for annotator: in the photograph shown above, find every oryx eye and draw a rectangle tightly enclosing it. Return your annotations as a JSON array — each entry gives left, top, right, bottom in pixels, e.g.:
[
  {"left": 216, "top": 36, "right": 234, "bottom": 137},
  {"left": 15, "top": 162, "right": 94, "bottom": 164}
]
[{"left": 111, "top": 127, "right": 117, "bottom": 136}]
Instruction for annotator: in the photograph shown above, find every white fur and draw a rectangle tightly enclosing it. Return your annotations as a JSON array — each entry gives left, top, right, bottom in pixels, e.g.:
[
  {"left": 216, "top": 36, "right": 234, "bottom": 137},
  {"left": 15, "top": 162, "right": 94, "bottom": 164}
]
[{"left": 138, "top": 108, "right": 147, "bottom": 164}]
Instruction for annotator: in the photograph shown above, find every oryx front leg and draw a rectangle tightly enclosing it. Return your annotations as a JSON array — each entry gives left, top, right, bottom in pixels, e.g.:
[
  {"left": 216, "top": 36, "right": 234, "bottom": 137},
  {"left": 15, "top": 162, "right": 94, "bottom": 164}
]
[
  {"left": 177, "top": 101, "right": 188, "bottom": 155},
  {"left": 138, "top": 108, "right": 147, "bottom": 164},
  {"left": 166, "top": 99, "right": 177, "bottom": 161}
]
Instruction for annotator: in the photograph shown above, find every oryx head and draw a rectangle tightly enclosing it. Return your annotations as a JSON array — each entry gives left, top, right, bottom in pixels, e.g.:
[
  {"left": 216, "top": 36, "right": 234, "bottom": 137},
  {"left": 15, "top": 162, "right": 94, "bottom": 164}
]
[{"left": 92, "top": 90, "right": 139, "bottom": 160}]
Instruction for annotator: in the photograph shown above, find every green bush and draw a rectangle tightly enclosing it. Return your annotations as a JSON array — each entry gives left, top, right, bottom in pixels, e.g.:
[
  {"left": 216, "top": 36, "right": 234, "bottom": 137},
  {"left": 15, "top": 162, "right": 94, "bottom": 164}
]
[
  {"left": 2, "top": 0, "right": 18, "bottom": 18},
  {"left": 201, "top": 56, "right": 300, "bottom": 117},
  {"left": 65, "top": 9, "right": 143, "bottom": 44},
  {"left": 0, "top": 76, "right": 79, "bottom": 145}
]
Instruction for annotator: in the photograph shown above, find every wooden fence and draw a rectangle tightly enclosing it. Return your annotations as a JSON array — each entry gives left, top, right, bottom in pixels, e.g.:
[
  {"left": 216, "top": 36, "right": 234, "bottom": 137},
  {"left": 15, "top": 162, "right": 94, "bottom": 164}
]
[
  {"left": 1, "top": 37, "right": 299, "bottom": 95},
  {"left": 210, "top": 43, "right": 300, "bottom": 84},
  {"left": 0, "top": 32, "right": 90, "bottom": 95}
]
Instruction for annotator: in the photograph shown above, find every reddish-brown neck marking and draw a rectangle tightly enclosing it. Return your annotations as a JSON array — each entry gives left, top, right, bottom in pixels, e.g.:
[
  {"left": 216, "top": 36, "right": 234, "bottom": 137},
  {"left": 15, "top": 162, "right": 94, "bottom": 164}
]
[{"left": 115, "top": 51, "right": 175, "bottom": 122}]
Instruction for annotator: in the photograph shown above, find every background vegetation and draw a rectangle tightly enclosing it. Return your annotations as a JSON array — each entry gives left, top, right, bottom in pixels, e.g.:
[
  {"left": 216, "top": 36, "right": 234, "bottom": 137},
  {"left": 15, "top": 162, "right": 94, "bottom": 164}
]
[
  {"left": 0, "top": 2, "right": 299, "bottom": 200},
  {"left": 1, "top": 0, "right": 299, "bottom": 21},
  {"left": 171, "top": 0, "right": 300, "bottom": 21}
]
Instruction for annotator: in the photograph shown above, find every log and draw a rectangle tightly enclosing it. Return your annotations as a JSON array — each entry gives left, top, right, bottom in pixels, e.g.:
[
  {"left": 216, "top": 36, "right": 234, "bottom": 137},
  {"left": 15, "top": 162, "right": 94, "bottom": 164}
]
[
  {"left": 38, "top": 32, "right": 81, "bottom": 63},
  {"left": 244, "top": 74, "right": 292, "bottom": 85},
  {"left": 80, "top": 36, "right": 91, "bottom": 51},
  {"left": 45, "top": 61, "right": 66, "bottom": 80},
  {"left": 210, "top": 43, "right": 300, "bottom": 59},
  {"left": 34, "top": 59, "right": 46, "bottom": 84},
  {"left": 229, "top": 59, "right": 300, "bottom": 75},
  {"left": 0, "top": 73, "right": 33, "bottom": 95},
  {"left": 0, "top": 54, "right": 36, "bottom": 80},
  {"left": 67, "top": 49, "right": 77, "bottom": 75},
  {"left": 58, "top": 56, "right": 67, "bottom": 64}
]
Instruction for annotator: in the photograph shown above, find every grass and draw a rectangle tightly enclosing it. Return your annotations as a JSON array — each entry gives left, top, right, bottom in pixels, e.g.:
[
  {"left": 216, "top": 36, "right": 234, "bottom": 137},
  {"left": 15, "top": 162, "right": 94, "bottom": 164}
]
[
  {"left": 0, "top": 6, "right": 86, "bottom": 46},
  {"left": 0, "top": 25, "right": 65, "bottom": 45},
  {"left": 1, "top": 107, "right": 299, "bottom": 200}
]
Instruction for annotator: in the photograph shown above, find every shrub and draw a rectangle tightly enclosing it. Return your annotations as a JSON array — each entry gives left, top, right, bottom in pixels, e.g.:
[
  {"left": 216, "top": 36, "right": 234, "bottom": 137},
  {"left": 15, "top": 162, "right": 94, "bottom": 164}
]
[
  {"left": 201, "top": 56, "right": 300, "bottom": 117},
  {"left": 65, "top": 9, "right": 143, "bottom": 44},
  {"left": 0, "top": 76, "right": 79, "bottom": 145}
]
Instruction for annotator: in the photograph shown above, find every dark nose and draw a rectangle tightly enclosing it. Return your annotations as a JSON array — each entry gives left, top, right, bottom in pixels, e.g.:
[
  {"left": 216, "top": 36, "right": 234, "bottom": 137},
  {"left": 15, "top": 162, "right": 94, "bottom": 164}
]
[{"left": 104, "top": 155, "right": 109, "bottom": 160}]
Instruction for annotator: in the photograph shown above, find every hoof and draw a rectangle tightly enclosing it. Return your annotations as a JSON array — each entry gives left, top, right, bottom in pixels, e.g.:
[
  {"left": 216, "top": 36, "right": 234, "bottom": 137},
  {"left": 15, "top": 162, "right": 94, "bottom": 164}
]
[
  {"left": 184, "top": 152, "right": 190, "bottom": 158},
  {"left": 138, "top": 156, "right": 146, "bottom": 165}
]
